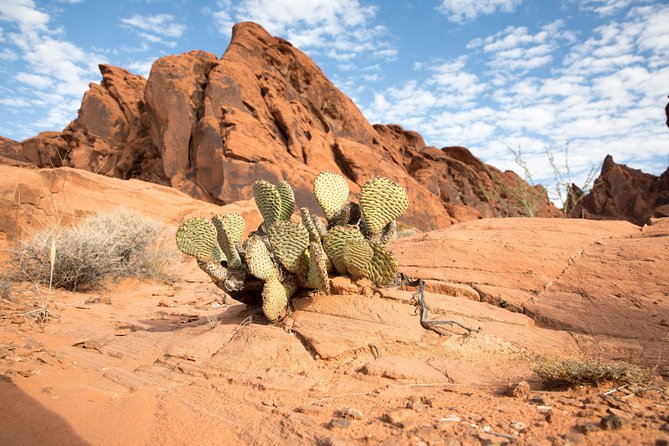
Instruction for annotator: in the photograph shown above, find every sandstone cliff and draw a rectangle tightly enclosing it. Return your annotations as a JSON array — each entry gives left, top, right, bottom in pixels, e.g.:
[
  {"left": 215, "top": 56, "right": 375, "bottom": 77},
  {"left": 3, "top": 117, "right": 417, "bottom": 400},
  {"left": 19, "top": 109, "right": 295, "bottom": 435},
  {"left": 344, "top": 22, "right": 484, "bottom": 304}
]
[
  {"left": 570, "top": 155, "right": 669, "bottom": 225},
  {"left": 2, "top": 22, "right": 562, "bottom": 231}
]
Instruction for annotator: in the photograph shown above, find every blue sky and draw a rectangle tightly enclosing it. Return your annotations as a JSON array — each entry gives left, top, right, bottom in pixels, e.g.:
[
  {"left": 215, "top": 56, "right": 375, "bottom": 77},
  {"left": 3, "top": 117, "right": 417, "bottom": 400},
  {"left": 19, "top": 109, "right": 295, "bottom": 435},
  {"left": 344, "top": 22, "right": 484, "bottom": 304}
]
[{"left": 1, "top": 0, "right": 668, "bottom": 200}]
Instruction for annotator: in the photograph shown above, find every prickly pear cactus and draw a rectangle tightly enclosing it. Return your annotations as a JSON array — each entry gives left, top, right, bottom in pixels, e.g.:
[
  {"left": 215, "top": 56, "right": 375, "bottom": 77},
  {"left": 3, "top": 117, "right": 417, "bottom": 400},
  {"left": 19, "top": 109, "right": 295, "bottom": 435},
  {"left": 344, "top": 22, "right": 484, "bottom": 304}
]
[{"left": 175, "top": 172, "right": 409, "bottom": 322}]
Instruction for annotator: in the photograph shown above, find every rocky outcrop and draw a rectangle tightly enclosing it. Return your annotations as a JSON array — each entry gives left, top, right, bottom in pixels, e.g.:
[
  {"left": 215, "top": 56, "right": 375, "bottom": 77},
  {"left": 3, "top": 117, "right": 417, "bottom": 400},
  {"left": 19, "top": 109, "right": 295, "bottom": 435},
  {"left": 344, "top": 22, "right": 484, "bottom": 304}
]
[
  {"left": 0, "top": 136, "right": 31, "bottom": 167},
  {"left": 570, "top": 155, "right": 669, "bottom": 225},
  {"left": 7, "top": 22, "right": 562, "bottom": 230}
]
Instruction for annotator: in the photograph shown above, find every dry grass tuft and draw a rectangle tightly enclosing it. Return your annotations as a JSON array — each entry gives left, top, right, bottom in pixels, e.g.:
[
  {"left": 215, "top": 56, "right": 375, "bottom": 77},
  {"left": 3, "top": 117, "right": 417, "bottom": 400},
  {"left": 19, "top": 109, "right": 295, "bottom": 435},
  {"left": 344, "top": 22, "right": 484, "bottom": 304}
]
[
  {"left": 533, "top": 355, "right": 648, "bottom": 387},
  {"left": 11, "top": 208, "right": 174, "bottom": 291},
  {"left": 0, "top": 279, "right": 11, "bottom": 300}
]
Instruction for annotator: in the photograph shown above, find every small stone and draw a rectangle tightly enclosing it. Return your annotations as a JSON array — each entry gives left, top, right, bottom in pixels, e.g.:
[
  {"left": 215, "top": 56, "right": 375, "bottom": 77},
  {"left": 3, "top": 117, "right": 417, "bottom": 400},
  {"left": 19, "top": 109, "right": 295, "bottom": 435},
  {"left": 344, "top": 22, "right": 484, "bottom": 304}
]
[
  {"left": 328, "top": 418, "right": 351, "bottom": 429},
  {"left": 16, "top": 369, "right": 31, "bottom": 378},
  {"left": 296, "top": 404, "right": 326, "bottom": 415},
  {"left": 563, "top": 432, "right": 583, "bottom": 445},
  {"left": 440, "top": 415, "right": 461, "bottom": 423},
  {"left": 406, "top": 397, "right": 427, "bottom": 413},
  {"left": 384, "top": 408, "right": 416, "bottom": 428},
  {"left": 576, "top": 423, "right": 601, "bottom": 434},
  {"left": 536, "top": 405, "right": 552, "bottom": 413},
  {"left": 660, "top": 423, "right": 669, "bottom": 433},
  {"left": 509, "top": 381, "right": 531, "bottom": 399},
  {"left": 509, "top": 421, "right": 526, "bottom": 432},
  {"left": 330, "top": 276, "right": 359, "bottom": 295},
  {"left": 600, "top": 414, "right": 629, "bottom": 430},
  {"left": 338, "top": 407, "right": 363, "bottom": 420}
]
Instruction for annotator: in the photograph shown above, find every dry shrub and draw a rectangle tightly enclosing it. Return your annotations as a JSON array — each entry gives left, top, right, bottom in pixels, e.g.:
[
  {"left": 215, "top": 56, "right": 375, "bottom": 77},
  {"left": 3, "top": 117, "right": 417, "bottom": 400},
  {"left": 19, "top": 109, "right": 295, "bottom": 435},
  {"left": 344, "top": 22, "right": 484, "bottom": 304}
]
[
  {"left": 0, "top": 279, "right": 10, "bottom": 299},
  {"left": 533, "top": 355, "right": 648, "bottom": 387},
  {"left": 11, "top": 208, "right": 173, "bottom": 291}
]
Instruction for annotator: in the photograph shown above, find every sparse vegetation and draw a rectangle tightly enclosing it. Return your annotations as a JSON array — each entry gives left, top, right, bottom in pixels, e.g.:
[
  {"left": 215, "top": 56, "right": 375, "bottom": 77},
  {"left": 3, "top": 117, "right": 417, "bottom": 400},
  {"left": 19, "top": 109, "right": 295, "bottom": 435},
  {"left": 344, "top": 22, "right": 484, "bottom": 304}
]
[
  {"left": 483, "top": 153, "right": 548, "bottom": 218},
  {"left": 0, "top": 278, "right": 11, "bottom": 300},
  {"left": 533, "top": 355, "right": 648, "bottom": 387},
  {"left": 11, "top": 208, "right": 172, "bottom": 291},
  {"left": 546, "top": 143, "right": 599, "bottom": 216}
]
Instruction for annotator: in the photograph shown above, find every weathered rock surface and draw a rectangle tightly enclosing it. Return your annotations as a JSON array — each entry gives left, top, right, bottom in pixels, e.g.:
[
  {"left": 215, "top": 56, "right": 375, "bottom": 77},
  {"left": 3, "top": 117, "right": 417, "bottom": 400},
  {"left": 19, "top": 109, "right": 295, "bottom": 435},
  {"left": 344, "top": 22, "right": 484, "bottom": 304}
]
[
  {"left": 6, "top": 22, "right": 561, "bottom": 230},
  {"left": 0, "top": 136, "right": 31, "bottom": 167},
  {"left": 395, "top": 217, "right": 669, "bottom": 369},
  {"left": 571, "top": 155, "right": 669, "bottom": 225},
  {"left": 0, "top": 165, "right": 260, "bottom": 246}
]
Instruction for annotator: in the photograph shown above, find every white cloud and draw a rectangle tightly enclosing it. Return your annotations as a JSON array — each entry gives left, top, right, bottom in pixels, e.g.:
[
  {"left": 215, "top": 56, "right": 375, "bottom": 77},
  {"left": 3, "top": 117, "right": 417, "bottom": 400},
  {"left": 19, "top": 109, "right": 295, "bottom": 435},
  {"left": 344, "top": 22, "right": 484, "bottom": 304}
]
[
  {"left": 0, "top": 96, "right": 30, "bottom": 107},
  {"left": 468, "top": 21, "right": 575, "bottom": 79},
  {"left": 361, "top": 3, "right": 669, "bottom": 204},
  {"left": 0, "top": 0, "right": 104, "bottom": 135},
  {"left": 0, "top": 0, "right": 49, "bottom": 32},
  {"left": 0, "top": 47, "right": 18, "bottom": 61},
  {"left": 127, "top": 57, "right": 156, "bottom": 78},
  {"left": 211, "top": 0, "right": 394, "bottom": 62},
  {"left": 15, "top": 71, "right": 53, "bottom": 89},
  {"left": 578, "top": 0, "right": 642, "bottom": 16},
  {"left": 437, "top": 0, "right": 523, "bottom": 23},
  {"left": 120, "top": 14, "right": 185, "bottom": 47}
]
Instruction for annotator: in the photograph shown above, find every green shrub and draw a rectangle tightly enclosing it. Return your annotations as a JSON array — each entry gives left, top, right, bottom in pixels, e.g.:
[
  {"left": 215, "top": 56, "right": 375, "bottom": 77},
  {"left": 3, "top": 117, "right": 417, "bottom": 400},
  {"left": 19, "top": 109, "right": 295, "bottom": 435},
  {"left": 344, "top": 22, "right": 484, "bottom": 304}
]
[{"left": 11, "top": 208, "right": 171, "bottom": 291}]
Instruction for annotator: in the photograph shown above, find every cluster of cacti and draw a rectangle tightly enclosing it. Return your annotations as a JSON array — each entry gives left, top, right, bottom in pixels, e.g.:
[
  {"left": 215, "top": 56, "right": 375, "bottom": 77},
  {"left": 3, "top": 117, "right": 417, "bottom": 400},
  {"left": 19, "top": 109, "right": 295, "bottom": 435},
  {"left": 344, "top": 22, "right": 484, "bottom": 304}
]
[{"left": 175, "top": 172, "right": 409, "bottom": 321}]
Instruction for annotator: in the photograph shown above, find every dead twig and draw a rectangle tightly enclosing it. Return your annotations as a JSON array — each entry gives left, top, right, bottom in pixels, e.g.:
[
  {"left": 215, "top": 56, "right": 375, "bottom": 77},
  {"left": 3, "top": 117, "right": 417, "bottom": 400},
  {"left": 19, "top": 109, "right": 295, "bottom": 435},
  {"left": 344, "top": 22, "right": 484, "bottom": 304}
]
[
  {"left": 398, "top": 273, "right": 481, "bottom": 336},
  {"left": 227, "top": 315, "right": 253, "bottom": 343}
]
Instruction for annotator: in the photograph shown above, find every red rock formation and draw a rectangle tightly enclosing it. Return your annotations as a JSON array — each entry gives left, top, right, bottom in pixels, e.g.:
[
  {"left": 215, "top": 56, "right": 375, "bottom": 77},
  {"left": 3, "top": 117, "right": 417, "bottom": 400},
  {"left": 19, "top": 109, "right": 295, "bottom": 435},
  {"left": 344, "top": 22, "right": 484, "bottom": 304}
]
[
  {"left": 570, "top": 155, "right": 669, "bottom": 225},
  {"left": 7, "top": 22, "right": 562, "bottom": 230},
  {"left": 0, "top": 136, "right": 31, "bottom": 167}
]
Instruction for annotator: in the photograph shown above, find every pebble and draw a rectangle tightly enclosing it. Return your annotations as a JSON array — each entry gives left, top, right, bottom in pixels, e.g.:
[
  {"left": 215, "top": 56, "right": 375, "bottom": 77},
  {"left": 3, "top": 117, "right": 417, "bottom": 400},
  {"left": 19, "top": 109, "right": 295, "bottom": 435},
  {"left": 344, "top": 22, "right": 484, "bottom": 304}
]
[
  {"left": 440, "top": 415, "right": 461, "bottom": 423},
  {"left": 384, "top": 408, "right": 416, "bottom": 428},
  {"left": 338, "top": 407, "right": 363, "bottom": 420},
  {"left": 328, "top": 418, "right": 351, "bottom": 429},
  {"left": 576, "top": 422, "right": 601, "bottom": 434},
  {"left": 509, "top": 421, "right": 526, "bottom": 432},
  {"left": 509, "top": 380, "right": 531, "bottom": 399},
  {"left": 600, "top": 414, "right": 629, "bottom": 430}
]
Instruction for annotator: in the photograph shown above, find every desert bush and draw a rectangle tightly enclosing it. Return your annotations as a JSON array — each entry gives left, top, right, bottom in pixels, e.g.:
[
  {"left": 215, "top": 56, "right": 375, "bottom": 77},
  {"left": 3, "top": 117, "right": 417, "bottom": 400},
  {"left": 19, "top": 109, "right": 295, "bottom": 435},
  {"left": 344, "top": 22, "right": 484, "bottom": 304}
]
[
  {"left": 483, "top": 152, "right": 547, "bottom": 218},
  {"left": 11, "top": 208, "right": 172, "bottom": 291},
  {"left": 533, "top": 355, "right": 648, "bottom": 387},
  {"left": 546, "top": 143, "right": 599, "bottom": 216},
  {"left": 0, "top": 278, "right": 10, "bottom": 300}
]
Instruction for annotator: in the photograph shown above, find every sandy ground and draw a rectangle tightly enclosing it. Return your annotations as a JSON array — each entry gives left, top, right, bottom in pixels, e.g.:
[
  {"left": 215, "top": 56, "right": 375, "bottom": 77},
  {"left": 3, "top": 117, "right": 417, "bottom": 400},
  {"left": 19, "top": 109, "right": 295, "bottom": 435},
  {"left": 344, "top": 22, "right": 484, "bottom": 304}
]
[{"left": 1, "top": 270, "right": 667, "bottom": 445}]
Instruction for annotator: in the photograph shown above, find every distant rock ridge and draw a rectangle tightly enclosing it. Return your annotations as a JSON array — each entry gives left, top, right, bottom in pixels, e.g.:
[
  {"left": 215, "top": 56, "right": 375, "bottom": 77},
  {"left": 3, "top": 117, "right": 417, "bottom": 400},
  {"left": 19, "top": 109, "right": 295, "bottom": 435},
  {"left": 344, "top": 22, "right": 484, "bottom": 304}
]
[
  {"left": 0, "top": 21, "right": 562, "bottom": 230},
  {"left": 570, "top": 155, "right": 669, "bottom": 225}
]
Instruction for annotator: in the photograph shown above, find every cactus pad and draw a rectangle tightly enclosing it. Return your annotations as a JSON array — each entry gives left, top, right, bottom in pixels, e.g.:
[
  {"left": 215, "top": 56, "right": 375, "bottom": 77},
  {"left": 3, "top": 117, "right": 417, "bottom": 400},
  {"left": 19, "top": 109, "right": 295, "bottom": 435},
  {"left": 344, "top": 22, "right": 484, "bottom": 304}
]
[
  {"left": 359, "top": 177, "right": 409, "bottom": 235},
  {"left": 253, "top": 180, "right": 282, "bottom": 227},
  {"left": 313, "top": 171, "right": 349, "bottom": 219},
  {"left": 176, "top": 218, "right": 220, "bottom": 262},
  {"left": 268, "top": 220, "right": 309, "bottom": 273},
  {"left": 367, "top": 242, "right": 398, "bottom": 285},
  {"left": 196, "top": 259, "right": 227, "bottom": 283},
  {"left": 245, "top": 236, "right": 279, "bottom": 281},
  {"left": 212, "top": 215, "right": 242, "bottom": 269},
  {"left": 343, "top": 239, "right": 374, "bottom": 279},
  {"left": 322, "top": 225, "right": 364, "bottom": 275},
  {"left": 261, "top": 276, "right": 297, "bottom": 322},
  {"left": 218, "top": 213, "right": 245, "bottom": 243},
  {"left": 300, "top": 207, "right": 320, "bottom": 242},
  {"left": 305, "top": 242, "right": 330, "bottom": 293},
  {"left": 276, "top": 181, "right": 295, "bottom": 221}
]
